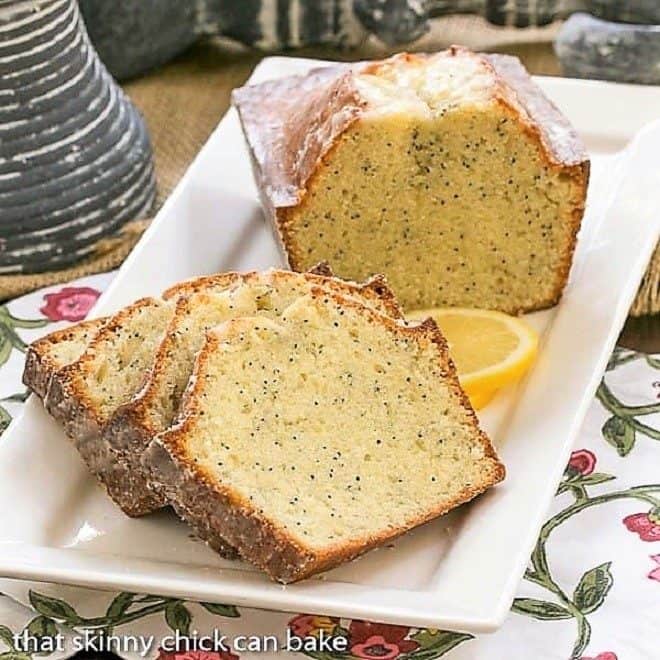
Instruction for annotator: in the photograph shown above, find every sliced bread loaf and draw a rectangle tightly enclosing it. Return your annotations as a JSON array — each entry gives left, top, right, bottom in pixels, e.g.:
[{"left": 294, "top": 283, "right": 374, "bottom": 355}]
[
  {"left": 35, "top": 267, "right": 399, "bottom": 519},
  {"left": 145, "top": 290, "right": 504, "bottom": 582},
  {"left": 23, "top": 318, "right": 105, "bottom": 399},
  {"left": 105, "top": 268, "right": 402, "bottom": 515}
]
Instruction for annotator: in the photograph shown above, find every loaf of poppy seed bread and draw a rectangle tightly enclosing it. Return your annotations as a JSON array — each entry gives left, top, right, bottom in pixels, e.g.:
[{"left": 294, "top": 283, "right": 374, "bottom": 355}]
[
  {"left": 23, "top": 319, "right": 106, "bottom": 399},
  {"left": 144, "top": 290, "right": 504, "bottom": 583},
  {"left": 233, "top": 46, "right": 590, "bottom": 313},
  {"left": 103, "top": 268, "right": 402, "bottom": 516}
]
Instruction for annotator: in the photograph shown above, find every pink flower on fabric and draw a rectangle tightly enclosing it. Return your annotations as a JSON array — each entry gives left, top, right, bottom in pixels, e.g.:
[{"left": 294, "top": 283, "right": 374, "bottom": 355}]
[
  {"left": 40, "top": 286, "right": 100, "bottom": 322},
  {"left": 348, "top": 621, "right": 419, "bottom": 659},
  {"left": 623, "top": 513, "right": 660, "bottom": 542},
  {"left": 579, "top": 653, "right": 618, "bottom": 660},
  {"left": 567, "top": 449, "right": 596, "bottom": 476},
  {"left": 648, "top": 555, "right": 660, "bottom": 582}
]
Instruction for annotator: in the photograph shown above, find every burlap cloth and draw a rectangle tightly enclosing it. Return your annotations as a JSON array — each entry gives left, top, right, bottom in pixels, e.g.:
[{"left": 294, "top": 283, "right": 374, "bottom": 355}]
[{"left": 3, "top": 16, "right": 657, "bottom": 315}]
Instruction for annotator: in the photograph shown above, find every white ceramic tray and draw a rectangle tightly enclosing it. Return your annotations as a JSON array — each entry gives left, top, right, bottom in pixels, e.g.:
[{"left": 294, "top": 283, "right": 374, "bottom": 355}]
[{"left": 0, "top": 57, "right": 659, "bottom": 632}]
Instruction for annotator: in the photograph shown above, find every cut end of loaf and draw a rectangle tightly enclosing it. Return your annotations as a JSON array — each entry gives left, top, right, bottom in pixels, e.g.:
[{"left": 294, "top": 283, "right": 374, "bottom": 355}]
[{"left": 283, "top": 98, "right": 586, "bottom": 313}]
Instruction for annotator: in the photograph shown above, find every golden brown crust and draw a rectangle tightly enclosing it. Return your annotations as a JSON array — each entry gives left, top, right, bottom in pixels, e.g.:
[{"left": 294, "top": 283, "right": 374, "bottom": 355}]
[
  {"left": 165, "top": 268, "right": 402, "bottom": 319},
  {"left": 45, "top": 366, "right": 162, "bottom": 517},
  {"left": 162, "top": 273, "right": 244, "bottom": 300},
  {"left": 147, "top": 288, "right": 504, "bottom": 583},
  {"left": 483, "top": 52, "right": 588, "bottom": 167},
  {"left": 306, "top": 261, "right": 335, "bottom": 277}
]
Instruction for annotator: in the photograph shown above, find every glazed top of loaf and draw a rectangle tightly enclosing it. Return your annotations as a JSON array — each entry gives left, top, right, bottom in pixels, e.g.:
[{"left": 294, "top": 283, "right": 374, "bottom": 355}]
[{"left": 232, "top": 46, "right": 589, "bottom": 211}]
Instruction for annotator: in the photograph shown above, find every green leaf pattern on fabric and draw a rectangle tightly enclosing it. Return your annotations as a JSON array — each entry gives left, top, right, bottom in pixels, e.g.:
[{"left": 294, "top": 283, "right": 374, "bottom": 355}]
[
  {"left": 601, "top": 415, "right": 636, "bottom": 456},
  {"left": 573, "top": 563, "right": 613, "bottom": 614},
  {"left": 200, "top": 603, "right": 240, "bottom": 618},
  {"left": 511, "top": 599, "right": 572, "bottom": 620},
  {"left": 24, "top": 617, "right": 59, "bottom": 654},
  {"left": 0, "top": 307, "right": 48, "bottom": 368},
  {"left": 164, "top": 603, "right": 191, "bottom": 636},
  {"left": 27, "top": 594, "right": 79, "bottom": 626}
]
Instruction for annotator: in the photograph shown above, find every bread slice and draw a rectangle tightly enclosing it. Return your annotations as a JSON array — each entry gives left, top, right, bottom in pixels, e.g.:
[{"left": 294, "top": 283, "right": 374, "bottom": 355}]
[
  {"left": 144, "top": 290, "right": 504, "bottom": 582},
  {"left": 44, "top": 297, "right": 177, "bottom": 516},
  {"left": 23, "top": 319, "right": 105, "bottom": 399},
  {"left": 104, "top": 268, "right": 402, "bottom": 516},
  {"left": 233, "top": 47, "right": 590, "bottom": 313}
]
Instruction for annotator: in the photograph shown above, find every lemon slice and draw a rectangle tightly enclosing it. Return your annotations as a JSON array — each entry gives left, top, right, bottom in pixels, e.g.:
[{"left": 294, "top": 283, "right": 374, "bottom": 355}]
[{"left": 408, "top": 308, "right": 539, "bottom": 409}]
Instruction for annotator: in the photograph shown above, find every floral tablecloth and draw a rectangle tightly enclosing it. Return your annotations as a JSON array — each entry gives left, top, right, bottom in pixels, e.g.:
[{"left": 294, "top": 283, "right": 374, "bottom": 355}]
[{"left": 0, "top": 274, "right": 657, "bottom": 660}]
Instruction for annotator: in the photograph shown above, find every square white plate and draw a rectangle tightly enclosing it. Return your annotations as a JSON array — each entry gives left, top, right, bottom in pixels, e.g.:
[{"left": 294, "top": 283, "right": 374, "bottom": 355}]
[{"left": 1, "top": 57, "right": 659, "bottom": 633}]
